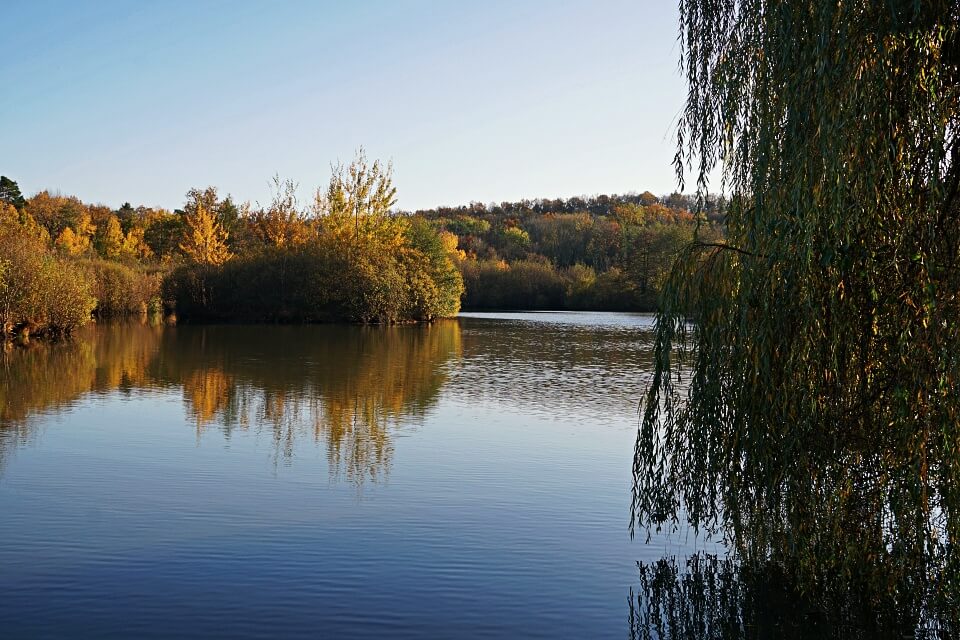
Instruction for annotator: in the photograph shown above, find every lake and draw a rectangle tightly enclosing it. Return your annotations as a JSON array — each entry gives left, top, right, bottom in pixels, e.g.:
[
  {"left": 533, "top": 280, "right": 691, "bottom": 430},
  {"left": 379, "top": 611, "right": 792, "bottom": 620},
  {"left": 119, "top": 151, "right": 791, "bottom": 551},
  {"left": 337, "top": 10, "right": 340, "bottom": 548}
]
[{"left": 0, "top": 312, "right": 714, "bottom": 639}]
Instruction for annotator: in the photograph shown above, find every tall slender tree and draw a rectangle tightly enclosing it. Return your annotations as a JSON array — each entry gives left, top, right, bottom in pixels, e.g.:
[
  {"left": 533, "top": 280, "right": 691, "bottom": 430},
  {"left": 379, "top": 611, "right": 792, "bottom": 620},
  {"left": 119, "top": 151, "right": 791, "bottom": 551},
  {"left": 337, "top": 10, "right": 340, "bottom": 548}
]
[{"left": 180, "top": 203, "right": 231, "bottom": 266}]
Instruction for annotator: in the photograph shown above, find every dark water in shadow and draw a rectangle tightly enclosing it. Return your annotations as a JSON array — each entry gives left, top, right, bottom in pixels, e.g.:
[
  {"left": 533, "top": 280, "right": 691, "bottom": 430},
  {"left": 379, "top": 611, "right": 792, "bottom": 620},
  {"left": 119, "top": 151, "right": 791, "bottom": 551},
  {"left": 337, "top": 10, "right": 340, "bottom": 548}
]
[{"left": 1, "top": 312, "right": 710, "bottom": 638}]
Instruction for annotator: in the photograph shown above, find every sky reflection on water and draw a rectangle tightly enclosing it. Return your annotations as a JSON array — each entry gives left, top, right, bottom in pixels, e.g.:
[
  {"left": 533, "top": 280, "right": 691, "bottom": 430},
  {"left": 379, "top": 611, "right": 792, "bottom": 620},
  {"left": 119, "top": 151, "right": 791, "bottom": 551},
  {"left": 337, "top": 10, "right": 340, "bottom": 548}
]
[{"left": 0, "top": 313, "right": 705, "bottom": 638}]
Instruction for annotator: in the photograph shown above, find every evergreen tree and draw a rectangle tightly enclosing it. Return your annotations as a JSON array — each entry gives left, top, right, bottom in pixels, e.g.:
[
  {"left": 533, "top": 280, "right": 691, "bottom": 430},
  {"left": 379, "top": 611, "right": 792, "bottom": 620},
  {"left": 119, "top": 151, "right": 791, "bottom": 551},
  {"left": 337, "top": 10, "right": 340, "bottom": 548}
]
[{"left": 0, "top": 176, "right": 25, "bottom": 210}]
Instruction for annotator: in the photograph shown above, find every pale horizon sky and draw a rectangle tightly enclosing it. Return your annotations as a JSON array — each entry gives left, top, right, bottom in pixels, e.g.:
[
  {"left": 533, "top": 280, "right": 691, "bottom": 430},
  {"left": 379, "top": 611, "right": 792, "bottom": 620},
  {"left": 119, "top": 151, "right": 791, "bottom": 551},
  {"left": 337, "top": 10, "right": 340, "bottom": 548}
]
[{"left": 2, "top": 0, "right": 691, "bottom": 212}]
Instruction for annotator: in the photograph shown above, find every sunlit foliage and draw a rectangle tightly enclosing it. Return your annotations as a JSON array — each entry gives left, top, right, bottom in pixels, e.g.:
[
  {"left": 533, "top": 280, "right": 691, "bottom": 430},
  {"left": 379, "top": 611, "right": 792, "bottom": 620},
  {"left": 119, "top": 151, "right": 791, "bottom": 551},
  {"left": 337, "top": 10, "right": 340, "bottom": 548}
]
[
  {"left": 0, "top": 223, "right": 95, "bottom": 337},
  {"left": 168, "top": 151, "right": 463, "bottom": 323},
  {"left": 248, "top": 176, "right": 311, "bottom": 249},
  {"left": 1, "top": 156, "right": 709, "bottom": 329},
  {"left": 95, "top": 215, "right": 124, "bottom": 260},
  {"left": 179, "top": 203, "right": 232, "bottom": 266},
  {"left": 418, "top": 192, "right": 711, "bottom": 310},
  {"left": 79, "top": 259, "right": 161, "bottom": 317}
]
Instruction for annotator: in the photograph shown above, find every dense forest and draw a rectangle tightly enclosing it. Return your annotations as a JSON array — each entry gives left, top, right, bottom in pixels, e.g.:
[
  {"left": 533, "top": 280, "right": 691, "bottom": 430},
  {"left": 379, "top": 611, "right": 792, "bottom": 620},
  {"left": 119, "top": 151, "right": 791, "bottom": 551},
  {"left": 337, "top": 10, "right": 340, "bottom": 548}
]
[
  {"left": 0, "top": 155, "right": 719, "bottom": 338},
  {"left": 416, "top": 192, "right": 723, "bottom": 310}
]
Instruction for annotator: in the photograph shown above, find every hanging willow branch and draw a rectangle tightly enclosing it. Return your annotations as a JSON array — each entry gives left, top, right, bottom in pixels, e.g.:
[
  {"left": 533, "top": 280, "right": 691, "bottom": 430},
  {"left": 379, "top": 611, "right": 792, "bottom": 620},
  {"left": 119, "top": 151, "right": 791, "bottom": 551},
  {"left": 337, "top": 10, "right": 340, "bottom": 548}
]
[{"left": 632, "top": 0, "right": 960, "bottom": 612}]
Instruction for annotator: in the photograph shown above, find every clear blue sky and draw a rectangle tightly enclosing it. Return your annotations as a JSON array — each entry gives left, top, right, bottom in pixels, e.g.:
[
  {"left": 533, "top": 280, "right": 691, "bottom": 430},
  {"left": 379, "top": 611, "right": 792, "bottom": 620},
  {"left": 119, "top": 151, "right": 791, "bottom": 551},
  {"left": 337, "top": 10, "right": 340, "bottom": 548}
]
[{"left": 1, "top": 0, "right": 688, "bottom": 211}]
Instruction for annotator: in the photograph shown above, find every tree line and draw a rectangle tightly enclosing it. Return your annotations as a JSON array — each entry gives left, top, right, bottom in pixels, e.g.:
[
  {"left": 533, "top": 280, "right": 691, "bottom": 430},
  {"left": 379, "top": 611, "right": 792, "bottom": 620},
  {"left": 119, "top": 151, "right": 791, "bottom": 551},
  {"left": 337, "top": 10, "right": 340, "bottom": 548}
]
[
  {"left": 0, "top": 157, "right": 716, "bottom": 338},
  {"left": 415, "top": 193, "right": 723, "bottom": 310},
  {"left": 0, "top": 152, "right": 464, "bottom": 337}
]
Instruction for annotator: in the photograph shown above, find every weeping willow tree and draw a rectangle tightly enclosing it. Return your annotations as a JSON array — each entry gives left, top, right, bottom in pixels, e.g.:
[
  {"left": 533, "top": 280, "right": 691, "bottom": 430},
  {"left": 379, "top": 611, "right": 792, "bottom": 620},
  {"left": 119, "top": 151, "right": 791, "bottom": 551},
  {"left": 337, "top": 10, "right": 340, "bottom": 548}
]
[{"left": 632, "top": 0, "right": 960, "bottom": 624}]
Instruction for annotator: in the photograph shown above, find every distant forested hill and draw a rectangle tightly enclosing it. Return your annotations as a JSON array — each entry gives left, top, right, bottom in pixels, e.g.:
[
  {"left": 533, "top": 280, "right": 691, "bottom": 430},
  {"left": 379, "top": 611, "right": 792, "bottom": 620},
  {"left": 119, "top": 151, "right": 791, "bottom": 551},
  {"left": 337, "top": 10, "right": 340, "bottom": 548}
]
[{"left": 411, "top": 191, "right": 725, "bottom": 311}]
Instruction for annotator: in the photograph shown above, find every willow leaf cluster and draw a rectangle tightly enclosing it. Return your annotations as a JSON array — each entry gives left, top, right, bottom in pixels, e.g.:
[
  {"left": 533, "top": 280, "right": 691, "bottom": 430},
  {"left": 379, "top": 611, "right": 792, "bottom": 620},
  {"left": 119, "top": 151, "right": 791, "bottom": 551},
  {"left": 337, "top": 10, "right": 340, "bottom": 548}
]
[{"left": 633, "top": 0, "right": 960, "bottom": 612}]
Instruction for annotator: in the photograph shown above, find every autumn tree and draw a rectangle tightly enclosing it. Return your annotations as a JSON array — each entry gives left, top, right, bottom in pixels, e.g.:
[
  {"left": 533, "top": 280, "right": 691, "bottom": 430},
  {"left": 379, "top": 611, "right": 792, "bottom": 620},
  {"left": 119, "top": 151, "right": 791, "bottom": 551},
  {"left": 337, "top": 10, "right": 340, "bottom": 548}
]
[
  {"left": 53, "top": 212, "right": 96, "bottom": 257},
  {"left": 250, "top": 175, "right": 311, "bottom": 248},
  {"left": 0, "top": 203, "right": 19, "bottom": 226},
  {"left": 121, "top": 226, "right": 153, "bottom": 261},
  {"left": 315, "top": 148, "right": 399, "bottom": 246},
  {"left": 0, "top": 222, "right": 94, "bottom": 337},
  {"left": 180, "top": 203, "right": 231, "bottom": 266},
  {"left": 95, "top": 215, "right": 124, "bottom": 260}
]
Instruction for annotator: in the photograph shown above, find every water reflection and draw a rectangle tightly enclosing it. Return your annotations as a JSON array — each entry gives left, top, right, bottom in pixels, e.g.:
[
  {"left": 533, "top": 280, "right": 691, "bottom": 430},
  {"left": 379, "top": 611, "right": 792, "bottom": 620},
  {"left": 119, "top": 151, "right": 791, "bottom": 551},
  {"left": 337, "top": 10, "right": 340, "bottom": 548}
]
[
  {"left": 0, "top": 320, "right": 461, "bottom": 484},
  {"left": 155, "top": 324, "right": 461, "bottom": 483},
  {"left": 630, "top": 377, "right": 959, "bottom": 636},
  {"left": 627, "top": 447, "right": 959, "bottom": 637},
  {"left": 452, "top": 314, "right": 656, "bottom": 418},
  {"left": 629, "top": 552, "right": 955, "bottom": 639},
  {"left": 0, "top": 322, "right": 165, "bottom": 473}
]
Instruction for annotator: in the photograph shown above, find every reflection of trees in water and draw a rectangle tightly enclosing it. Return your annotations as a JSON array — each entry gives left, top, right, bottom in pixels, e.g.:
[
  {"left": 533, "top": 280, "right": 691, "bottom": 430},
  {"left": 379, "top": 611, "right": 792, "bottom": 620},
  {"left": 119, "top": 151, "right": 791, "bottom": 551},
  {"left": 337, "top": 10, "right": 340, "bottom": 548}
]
[
  {"left": 0, "top": 319, "right": 166, "bottom": 472},
  {"left": 628, "top": 438, "right": 958, "bottom": 636},
  {"left": 0, "top": 321, "right": 460, "bottom": 485},
  {"left": 1, "top": 319, "right": 165, "bottom": 423},
  {"left": 451, "top": 318, "right": 656, "bottom": 417},
  {"left": 629, "top": 552, "right": 954, "bottom": 640},
  {"left": 630, "top": 407, "right": 959, "bottom": 636},
  {"left": 168, "top": 323, "right": 461, "bottom": 483}
]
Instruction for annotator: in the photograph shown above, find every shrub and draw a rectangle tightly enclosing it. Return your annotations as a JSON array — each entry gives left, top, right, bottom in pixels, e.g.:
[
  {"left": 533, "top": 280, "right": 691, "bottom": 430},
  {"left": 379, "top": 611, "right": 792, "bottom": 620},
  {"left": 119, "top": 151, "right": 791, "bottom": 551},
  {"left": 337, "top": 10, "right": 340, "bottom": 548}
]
[
  {"left": 80, "top": 259, "right": 162, "bottom": 316},
  {"left": 0, "top": 225, "right": 95, "bottom": 337}
]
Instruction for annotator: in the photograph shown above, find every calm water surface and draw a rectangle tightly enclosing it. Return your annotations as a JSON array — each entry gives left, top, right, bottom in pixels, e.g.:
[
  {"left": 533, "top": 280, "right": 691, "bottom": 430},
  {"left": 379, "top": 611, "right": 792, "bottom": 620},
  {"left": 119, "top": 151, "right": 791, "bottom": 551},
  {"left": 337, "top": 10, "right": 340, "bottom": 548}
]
[{"left": 0, "top": 312, "right": 712, "bottom": 638}]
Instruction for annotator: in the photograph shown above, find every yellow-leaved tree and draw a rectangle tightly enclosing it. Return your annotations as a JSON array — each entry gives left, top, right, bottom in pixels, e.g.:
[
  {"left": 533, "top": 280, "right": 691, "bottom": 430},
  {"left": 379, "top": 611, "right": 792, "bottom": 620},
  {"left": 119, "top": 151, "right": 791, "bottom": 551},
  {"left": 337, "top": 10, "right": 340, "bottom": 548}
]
[
  {"left": 179, "top": 203, "right": 231, "bottom": 266},
  {"left": 314, "top": 149, "right": 401, "bottom": 250},
  {"left": 54, "top": 212, "right": 96, "bottom": 257},
  {"left": 250, "top": 175, "right": 312, "bottom": 249},
  {"left": 121, "top": 226, "right": 153, "bottom": 261},
  {"left": 95, "top": 215, "right": 124, "bottom": 260}
]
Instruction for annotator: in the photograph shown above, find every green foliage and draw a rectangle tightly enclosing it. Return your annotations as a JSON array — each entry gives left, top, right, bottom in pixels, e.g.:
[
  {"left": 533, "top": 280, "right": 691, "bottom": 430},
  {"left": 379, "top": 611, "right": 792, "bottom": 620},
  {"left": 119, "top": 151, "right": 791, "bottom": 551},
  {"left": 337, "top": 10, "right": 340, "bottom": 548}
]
[
  {"left": 419, "top": 192, "right": 710, "bottom": 310},
  {"left": 444, "top": 215, "right": 491, "bottom": 237},
  {"left": 403, "top": 218, "right": 465, "bottom": 320},
  {"left": 316, "top": 148, "right": 398, "bottom": 239},
  {"left": 457, "top": 218, "right": 695, "bottom": 312},
  {"left": 0, "top": 161, "right": 707, "bottom": 319},
  {"left": 461, "top": 257, "right": 566, "bottom": 310},
  {"left": 494, "top": 225, "right": 531, "bottom": 260},
  {"left": 166, "top": 223, "right": 464, "bottom": 324},
  {"left": 3, "top": 151, "right": 710, "bottom": 325},
  {"left": 0, "top": 176, "right": 25, "bottom": 210},
  {"left": 164, "top": 248, "right": 333, "bottom": 322},
  {"left": 633, "top": 0, "right": 960, "bottom": 625},
  {"left": 528, "top": 213, "right": 592, "bottom": 266},
  {"left": 143, "top": 210, "right": 185, "bottom": 260}
]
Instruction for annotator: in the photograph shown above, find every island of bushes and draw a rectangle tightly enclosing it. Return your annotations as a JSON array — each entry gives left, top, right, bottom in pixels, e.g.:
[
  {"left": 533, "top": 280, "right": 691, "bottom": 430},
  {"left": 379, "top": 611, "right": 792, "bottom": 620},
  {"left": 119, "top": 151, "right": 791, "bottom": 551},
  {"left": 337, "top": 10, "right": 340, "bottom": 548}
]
[{"left": 0, "top": 153, "right": 719, "bottom": 339}]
